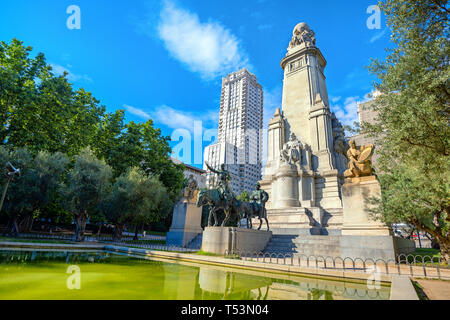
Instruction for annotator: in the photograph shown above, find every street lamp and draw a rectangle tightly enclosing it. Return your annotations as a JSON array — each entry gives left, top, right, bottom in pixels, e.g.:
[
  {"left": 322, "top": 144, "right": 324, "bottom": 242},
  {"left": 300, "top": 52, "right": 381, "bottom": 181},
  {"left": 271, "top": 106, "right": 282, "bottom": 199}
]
[{"left": 0, "top": 162, "right": 21, "bottom": 212}]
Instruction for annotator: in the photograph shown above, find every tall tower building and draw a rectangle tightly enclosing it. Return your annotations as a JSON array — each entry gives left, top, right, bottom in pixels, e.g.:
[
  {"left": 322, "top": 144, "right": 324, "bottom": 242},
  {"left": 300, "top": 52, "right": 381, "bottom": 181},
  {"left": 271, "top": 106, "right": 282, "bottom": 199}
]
[{"left": 204, "top": 69, "right": 263, "bottom": 194}]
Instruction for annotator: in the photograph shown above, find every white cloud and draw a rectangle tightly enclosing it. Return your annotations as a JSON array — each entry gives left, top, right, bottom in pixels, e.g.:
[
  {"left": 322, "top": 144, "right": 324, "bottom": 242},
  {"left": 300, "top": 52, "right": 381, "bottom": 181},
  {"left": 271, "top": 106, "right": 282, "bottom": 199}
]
[
  {"left": 125, "top": 105, "right": 151, "bottom": 120},
  {"left": 156, "top": 0, "right": 249, "bottom": 79},
  {"left": 125, "top": 104, "right": 219, "bottom": 132},
  {"left": 153, "top": 105, "right": 219, "bottom": 131},
  {"left": 330, "top": 94, "right": 371, "bottom": 127},
  {"left": 50, "top": 64, "right": 92, "bottom": 83},
  {"left": 369, "top": 28, "right": 388, "bottom": 43},
  {"left": 330, "top": 96, "right": 341, "bottom": 103}
]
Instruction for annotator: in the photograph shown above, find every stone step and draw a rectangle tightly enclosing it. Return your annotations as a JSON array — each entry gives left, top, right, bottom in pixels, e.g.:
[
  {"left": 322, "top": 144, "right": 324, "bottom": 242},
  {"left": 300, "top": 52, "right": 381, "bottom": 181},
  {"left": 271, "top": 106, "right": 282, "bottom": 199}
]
[
  {"left": 262, "top": 233, "right": 346, "bottom": 256},
  {"left": 186, "top": 233, "right": 203, "bottom": 249},
  {"left": 266, "top": 242, "right": 342, "bottom": 250},
  {"left": 267, "top": 208, "right": 308, "bottom": 214},
  {"left": 265, "top": 245, "right": 297, "bottom": 251}
]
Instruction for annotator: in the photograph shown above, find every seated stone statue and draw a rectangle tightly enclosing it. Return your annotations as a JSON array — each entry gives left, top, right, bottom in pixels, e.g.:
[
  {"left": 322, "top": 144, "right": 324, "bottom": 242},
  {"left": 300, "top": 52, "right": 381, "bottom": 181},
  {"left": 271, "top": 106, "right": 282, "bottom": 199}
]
[
  {"left": 344, "top": 140, "right": 375, "bottom": 178},
  {"left": 280, "top": 133, "right": 302, "bottom": 165}
]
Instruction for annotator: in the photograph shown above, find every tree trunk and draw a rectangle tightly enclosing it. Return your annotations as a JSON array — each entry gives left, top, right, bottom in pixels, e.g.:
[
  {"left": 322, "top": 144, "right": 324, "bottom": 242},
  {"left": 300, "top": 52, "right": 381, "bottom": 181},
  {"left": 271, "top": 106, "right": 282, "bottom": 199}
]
[
  {"left": 133, "top": 224, "right": 139, "bottom": 241},
  {"left": 7, "top": 215, "right": 20, "bottom": 237},
  {"left": 411, "top": 219, "right": 449, "bottom": 263},
  {"left": 113, "top": 224, "right": 124, "bottom": 242},
  {"left": 19, "top": 214, "right": 34, "bottom": 232},
  {"left": 73, "top": 211, "right": 89, "bottom": 242},
  {"left": 436, "top": 234, "right": 450, "bottom": 263}
]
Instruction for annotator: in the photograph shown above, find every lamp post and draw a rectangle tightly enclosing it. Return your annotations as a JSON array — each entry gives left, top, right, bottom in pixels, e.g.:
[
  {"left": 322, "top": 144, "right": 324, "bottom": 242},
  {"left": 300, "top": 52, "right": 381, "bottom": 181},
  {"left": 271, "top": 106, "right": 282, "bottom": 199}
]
[{"left": 0, "top": 162, "right": 21, "bottom": 213}]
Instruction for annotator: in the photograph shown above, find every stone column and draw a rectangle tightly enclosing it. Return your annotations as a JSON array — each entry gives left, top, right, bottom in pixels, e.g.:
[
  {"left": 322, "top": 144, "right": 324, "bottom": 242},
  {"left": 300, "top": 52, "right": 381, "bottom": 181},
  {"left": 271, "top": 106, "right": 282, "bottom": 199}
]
[
  {"left": 261, "top": 108, "right": 286, "bottom": 210},
  {"left": 264, "top": 108, "right": 285, "bottom": 177},
  {"left": 274, "top": 163, "right": 300, "bottom": 208}
]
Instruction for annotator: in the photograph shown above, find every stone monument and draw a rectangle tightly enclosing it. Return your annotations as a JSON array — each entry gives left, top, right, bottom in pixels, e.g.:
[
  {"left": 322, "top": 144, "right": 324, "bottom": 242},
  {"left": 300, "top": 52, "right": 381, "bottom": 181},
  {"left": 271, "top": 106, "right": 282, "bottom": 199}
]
[
  {"left": 257, "top": 22, "right": 414, "bottom": 260},
  {"left": 260, "top": 22, "right": 347, "bottom": 234},
  {"left": 166, "top": 175, "right": 204, "bottom": 247},
  {"left": 341, "top": 140, "right": 390, "bottom": 236}
]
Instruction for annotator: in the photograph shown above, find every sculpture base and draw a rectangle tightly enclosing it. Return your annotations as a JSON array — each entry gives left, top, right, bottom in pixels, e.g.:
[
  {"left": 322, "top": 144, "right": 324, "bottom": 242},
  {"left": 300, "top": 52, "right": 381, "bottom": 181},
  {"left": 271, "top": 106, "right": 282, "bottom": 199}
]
[
  {"left": 201, "top": 227, "right": 272, "bottom": 255},
  {"left": 166, "top": 200, "right": 203, "bottom": 247},
  {"left": 264, "top": 233, "right": 415, "bottom": 261},
  {"left": 260, "top": 207, "right": 343, "bottom": 235},
  {"left": 342, "top": 176, "right": 391, "bottom": 236}
]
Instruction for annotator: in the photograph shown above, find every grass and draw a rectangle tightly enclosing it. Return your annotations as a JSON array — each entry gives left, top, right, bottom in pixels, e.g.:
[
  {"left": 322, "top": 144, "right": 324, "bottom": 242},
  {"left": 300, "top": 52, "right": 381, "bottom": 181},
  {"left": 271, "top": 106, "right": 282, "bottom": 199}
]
[
  {"left": 189, "top": 250, "right": 241, "bottom": 260},
  {"left": 193, "top": 250, "right": 222, "bottom": 257},
  {"left": 411, "top": 280, "right": 429, "bottom": 300},
  {"left": 411, "top": 248, "right": 440, "bottom": 258},
  {"left": 144, "top": 231, "right": 167, "bottom": 237},
  {"left": 121, "top": 239, "right": 165, "bottom": 245},
  {"left": 0, "top": 236, "right": 74, "bottom": 245},
  {"left": 0, "top": 236, "right": 165, "bottom": 246},
  {"left": 401, "top": 248, "right": 448, "bottom": 268}
]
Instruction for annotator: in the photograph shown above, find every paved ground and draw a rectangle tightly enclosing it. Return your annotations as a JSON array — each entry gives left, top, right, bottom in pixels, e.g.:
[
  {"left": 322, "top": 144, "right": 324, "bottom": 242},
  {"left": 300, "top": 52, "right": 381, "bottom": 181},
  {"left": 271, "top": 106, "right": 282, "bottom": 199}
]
[{"left": 415, "top": 279, "right": 450, "bottom": 300}]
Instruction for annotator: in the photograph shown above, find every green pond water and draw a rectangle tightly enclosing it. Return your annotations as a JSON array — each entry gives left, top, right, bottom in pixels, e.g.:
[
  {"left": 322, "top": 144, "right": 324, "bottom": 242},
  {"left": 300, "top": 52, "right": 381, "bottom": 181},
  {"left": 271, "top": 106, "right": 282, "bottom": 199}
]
[{"left": 0, "top": 249, "right": 390, "bottom": 300}]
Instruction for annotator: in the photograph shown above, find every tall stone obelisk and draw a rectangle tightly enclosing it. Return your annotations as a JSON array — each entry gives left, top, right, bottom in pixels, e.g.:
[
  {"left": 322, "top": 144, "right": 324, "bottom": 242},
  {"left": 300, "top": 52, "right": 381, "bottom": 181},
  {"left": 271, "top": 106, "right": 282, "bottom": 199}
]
[{"left": 262, "top": 22, "right": 347, "bottom": 212}]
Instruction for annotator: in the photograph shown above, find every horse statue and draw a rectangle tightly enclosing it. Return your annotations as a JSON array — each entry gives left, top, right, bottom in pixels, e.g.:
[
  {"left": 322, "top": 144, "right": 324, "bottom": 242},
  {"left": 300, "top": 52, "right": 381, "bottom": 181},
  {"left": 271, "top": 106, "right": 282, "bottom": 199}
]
[
  {"left": 197, "top": 189, "right": 241, "bottom": 227},
  {"left": 237, "top": 200, "right": 270, "bottom": 231}
]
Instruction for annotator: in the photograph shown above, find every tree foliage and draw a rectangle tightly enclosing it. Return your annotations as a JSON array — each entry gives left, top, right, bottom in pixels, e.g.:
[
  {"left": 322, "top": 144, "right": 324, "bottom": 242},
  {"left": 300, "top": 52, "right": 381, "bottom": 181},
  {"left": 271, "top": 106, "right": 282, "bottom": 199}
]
[
  {"left": 66, "top": 148, "right": 112, "bottom": 241},
  {"left": 0, "top": 38, "right": 185, "bottom": 236},
  {"left": 105, "top": 120, "right": 185, "bottom": 202},
  {"left": 365, "top": 0, "right": 449, "bottom": 260},
  {"left": 102, "top": 167, "right": 168, "bottom": 241},
  {"left": 239, "top": 190, "right": 250, "bottom": 202},
  {"left": 1, "top": 147, "right": 69, "bottom": 235}
]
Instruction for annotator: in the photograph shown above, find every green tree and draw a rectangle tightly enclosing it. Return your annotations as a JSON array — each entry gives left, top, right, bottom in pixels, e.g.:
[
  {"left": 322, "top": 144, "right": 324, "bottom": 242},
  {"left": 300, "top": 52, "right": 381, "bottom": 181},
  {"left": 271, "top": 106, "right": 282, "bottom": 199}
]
[
  {"left": 0, "top": 39, "right": 49, "bottom": 145},
  {"left": 365, "top": 0, "right": 449, "bottom": 260},
  {"left": 129, "top": 169, "right": 169, "bottom": 240},
  {"left": 0, "top": 39, "right": 122, "bottom": 158},
  {"left": 106, "top": 120, "right": 184, "bottom": 203},
  {"left": 1, "top": 148, "right": 69, "bottom": 235},
  {"left": 0, "top": 39, "right": 182, "bottom": 235},
  {"left": 239, "top": 190, "right": 250, "bottom": 202},
  {"left": 101, "top": 167, "right": 168, "bottom": 241},
  {"left": 66, "top": 148, "right": 112, "bottom": 242}
]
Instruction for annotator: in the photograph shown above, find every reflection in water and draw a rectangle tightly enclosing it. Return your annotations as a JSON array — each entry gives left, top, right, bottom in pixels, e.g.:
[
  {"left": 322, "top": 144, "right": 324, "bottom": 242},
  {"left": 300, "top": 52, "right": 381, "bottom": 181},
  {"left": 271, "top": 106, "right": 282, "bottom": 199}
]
[
  {"left": 197, "top": 267, "right": 273, "bottom": 300},
  {"left": 0, "top": 250, "right": 390, "bottom": 300}
]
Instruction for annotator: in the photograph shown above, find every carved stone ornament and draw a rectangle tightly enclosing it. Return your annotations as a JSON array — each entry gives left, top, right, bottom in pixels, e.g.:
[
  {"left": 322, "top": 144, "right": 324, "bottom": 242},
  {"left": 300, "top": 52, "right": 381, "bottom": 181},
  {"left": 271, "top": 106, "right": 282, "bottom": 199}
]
[{"left": 289, "top": 22, "right": 316, "bottom": 49}]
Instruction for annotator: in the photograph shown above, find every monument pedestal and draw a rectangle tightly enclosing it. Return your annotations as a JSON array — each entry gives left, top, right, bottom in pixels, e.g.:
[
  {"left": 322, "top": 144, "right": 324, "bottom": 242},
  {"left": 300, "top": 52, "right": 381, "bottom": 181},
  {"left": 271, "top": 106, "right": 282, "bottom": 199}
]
[
  {"left": 342, "top": 176, "right": 390, "bottom": 236},
  {"left": 274, "top": 163, "right": 300, "bottom": 208},
  {"left": 166, "top": 199, "right": 203, "bottom": 247},
  {"left": 201, "top": 227, "right": 272, "bottom": 255}
]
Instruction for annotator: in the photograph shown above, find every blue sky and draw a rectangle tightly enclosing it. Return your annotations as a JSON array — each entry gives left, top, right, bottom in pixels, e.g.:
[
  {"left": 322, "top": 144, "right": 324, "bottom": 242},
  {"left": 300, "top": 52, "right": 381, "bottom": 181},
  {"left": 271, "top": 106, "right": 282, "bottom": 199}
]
[{"left": 0, "top": 0, "right": 391, "bottom": 168}]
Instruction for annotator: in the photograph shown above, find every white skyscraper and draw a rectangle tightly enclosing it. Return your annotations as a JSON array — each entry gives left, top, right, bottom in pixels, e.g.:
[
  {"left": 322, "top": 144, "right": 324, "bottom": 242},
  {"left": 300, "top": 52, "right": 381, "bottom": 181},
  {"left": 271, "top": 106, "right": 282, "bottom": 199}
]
[{"left": 204, "top": 69, "right": 263, "bottom": 195}]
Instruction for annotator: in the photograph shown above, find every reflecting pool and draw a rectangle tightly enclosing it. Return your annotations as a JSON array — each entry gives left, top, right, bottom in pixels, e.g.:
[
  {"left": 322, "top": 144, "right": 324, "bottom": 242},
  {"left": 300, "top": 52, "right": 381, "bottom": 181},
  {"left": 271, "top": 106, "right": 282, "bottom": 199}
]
[{"left": 0, "top": 249, "right": 390, "bottom": 300}]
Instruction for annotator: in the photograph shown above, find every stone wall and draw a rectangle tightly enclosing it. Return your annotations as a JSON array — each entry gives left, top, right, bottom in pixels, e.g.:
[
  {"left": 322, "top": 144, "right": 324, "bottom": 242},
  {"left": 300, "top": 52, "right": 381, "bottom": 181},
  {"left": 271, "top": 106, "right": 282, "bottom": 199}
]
[
  {"left": 393, "top": 237, "right": 416, "bottom": 255},
  {"left": 201, "top": 227, "right": 272, "bottom": 255}
]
